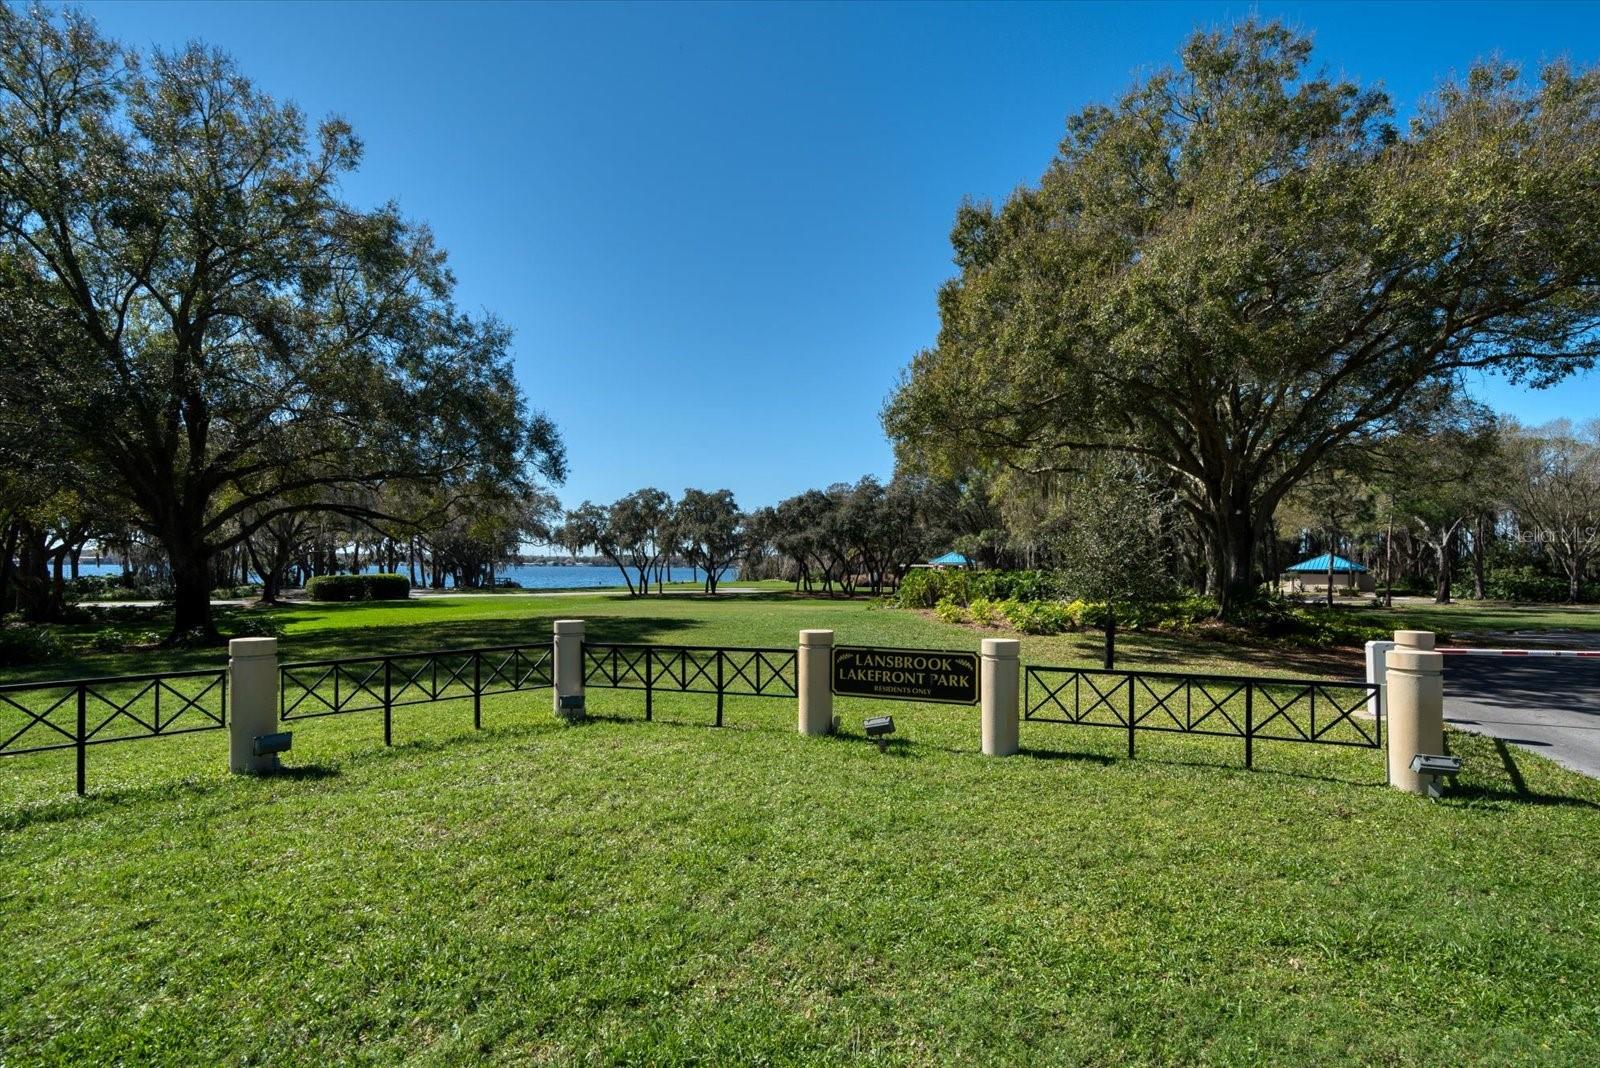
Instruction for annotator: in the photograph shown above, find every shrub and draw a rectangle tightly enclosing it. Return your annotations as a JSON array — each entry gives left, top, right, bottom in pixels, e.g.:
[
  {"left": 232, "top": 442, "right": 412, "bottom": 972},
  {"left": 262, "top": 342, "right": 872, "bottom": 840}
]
[
  {"left": 967, "top": 597, "right": 1003, "bottom": 627},
  {"left": 224, "top": 613, "right": 286, "bottom": 638},
  {"left": 968, "top": 570, "right": 1068, "bottom": 604},
  {"left": 1137, "top": 594, "right": 1219, "bottom": 631},
  {"left": 933, "top": 597, "right": 967, "bottom": 624},
  {"left": 1453, "top": 565, "right": 1573, "bottom": 603},
  {"left": 999, "top": 599, "right": 1073, "bottom": 635},
  {"left": 306, "top": 573, "right": 411, "bottom": 602},
  {"left": 1062, "top": 598, "right": 1109, "bottom": 628},
  {"left": 88, "top": 628, "right": 131, "bottom": 652},
  {"left": 895, "top": 569, "right": 942, "bottom": 608},
  {"left": 899, "top": 568, "right": 1066, "bottom": 609},
  {"left": 0, "top": 624, "right": 69, "bottom": 666}
]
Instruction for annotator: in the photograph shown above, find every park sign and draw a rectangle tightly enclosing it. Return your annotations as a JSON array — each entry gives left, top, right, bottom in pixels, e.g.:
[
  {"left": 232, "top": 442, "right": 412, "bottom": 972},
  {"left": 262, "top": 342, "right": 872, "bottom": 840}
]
[{"left": 831, "top": 645, "right": 979, "bottom": 705}]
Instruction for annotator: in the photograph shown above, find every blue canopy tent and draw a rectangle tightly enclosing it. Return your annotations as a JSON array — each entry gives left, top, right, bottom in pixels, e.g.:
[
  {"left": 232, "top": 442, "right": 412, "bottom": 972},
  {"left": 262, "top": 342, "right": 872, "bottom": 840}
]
[
  {"left": 927, "top": 551, "right": 970, "bottom": 568},
  {"left": 1281, "top": 553, "right": 1372, "bottom": 591}
]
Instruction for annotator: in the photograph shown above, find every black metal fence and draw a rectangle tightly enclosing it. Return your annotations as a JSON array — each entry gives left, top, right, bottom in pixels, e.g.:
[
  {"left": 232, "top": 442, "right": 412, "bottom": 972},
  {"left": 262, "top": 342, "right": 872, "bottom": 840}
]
[
  {"left": 0, "top": 668, "right": 228, "bottom": 794},
  {"left": 1024, "top": 665, "right": 1381, "bottom": 767},
  {"left": 279, "top": 643, "right": 554, "bottom": 744},
  {"left": 583, "top": 643, "right": 797, "bottom": 725}
]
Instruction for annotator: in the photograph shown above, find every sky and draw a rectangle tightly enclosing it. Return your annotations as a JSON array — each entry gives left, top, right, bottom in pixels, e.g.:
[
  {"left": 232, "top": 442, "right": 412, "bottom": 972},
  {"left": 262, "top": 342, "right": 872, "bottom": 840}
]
[{"left": 76, "top": 0, "right": 1600, "bottom": 513}]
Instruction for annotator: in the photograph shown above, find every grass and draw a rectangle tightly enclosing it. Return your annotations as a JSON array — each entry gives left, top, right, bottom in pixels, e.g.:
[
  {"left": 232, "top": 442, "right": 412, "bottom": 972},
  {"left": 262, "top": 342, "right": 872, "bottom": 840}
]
[
  {"left": 4, "top": 593, "right": 1600, "bottom": 1063},
  {"left": 1344, "top": 596, "right": 1600, "bottom": 638}
]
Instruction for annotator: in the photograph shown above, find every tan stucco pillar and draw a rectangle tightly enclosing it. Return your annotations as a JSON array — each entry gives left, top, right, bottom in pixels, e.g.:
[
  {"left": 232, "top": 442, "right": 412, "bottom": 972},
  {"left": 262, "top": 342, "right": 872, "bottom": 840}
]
[
  {"left": 981, "top": 638, "right": 1021, "bottom": 756},
  {"left": 797, "top": 629, "right": 833, "bottom": 736},
  {"left": 228, "top": 637, "right": 280, "bottom": 774},
  {"left": 553, "top": 619, "right": 585, "bottom": 721},
  {"left": 1386, "top": 629, "right": 1444, "bottom": 793}
]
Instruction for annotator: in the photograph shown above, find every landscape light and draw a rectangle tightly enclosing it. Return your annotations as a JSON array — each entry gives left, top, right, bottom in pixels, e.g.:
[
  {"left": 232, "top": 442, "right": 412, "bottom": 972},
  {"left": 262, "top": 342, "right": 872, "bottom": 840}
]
[
  {"left": 864, "top": 715, "right": 895, "bottom": 753},
  {"left": 252, "top": 731, "right": 293, "bottom": 771},
  {"left": 1409, "top": 753, "right": 1463, "bottom": 798}
]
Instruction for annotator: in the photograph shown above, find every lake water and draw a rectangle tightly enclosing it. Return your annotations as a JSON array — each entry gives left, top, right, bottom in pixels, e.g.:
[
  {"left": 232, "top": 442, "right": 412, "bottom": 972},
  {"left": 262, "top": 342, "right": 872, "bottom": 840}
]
[{"left": 71, "top": 560, "right": 737, "bottom": 591}]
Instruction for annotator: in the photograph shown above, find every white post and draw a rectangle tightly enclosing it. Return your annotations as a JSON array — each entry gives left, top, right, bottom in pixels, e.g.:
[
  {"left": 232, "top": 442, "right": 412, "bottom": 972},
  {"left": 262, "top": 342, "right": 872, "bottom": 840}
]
[
  {"left": 553, "top": 619, "right": 585, "bottom": 721},
  {"left": 797, "top": 629, "right": 833, "bottom": 736},
  {"left": 228, "top": 637, "right": 280, "bottom": 774},
  {"left": 1364, "top": 639, "right": 1395, "bottom": 720},
  {"left": 1385, "top": 629, "right": 1444, "bottom": 794},
  {"left": 981, "top": 638, "right": 1020, "bottom": 756}
]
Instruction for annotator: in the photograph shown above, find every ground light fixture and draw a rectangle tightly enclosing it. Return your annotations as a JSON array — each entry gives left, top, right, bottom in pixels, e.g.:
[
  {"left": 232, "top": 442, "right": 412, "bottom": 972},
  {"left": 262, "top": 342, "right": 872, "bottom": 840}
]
[
  {"left": 864, "top": 715, "right": 895, "bottom": 753},
  {"left": 252, "top": 731, "right": 292, "bottom": 771},
  {"left": 1410, "top": 753, "right": 1463, "bottom": 798}
]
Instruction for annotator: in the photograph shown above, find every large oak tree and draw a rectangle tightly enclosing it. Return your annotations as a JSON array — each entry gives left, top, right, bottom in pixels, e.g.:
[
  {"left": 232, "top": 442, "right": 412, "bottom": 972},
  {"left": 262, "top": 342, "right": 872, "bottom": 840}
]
[
  {"left": 0, "top": 7, "right": 563, "bottom": 639},
  {"left": 884, "top": 21, "right": 1600, "bottom": 615}
]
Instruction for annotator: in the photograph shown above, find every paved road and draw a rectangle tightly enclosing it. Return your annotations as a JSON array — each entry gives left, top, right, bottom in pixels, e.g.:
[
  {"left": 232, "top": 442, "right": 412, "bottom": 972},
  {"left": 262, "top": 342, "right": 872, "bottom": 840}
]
[{"left": 1444, "top": 654, "right": 1600, "bottom": 779}]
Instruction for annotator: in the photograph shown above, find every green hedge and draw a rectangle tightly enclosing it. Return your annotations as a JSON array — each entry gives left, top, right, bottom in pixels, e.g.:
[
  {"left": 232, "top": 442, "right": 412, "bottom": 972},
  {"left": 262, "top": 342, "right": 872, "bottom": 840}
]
[
  {"left": 306, "top": 573, "right": 412, "bottom": 602},
  {"left": 1451, "top": 565, "right": 1592, "bottom": 603},
  {"left": 898, "top": 569, "right": 1069, "bottom": 609}
]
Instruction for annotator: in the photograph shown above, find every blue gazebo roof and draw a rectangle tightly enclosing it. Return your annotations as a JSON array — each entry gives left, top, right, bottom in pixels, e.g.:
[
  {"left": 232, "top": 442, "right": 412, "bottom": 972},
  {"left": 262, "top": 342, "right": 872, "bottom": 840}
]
[
  {"left": 1286, "top": 553, "right": 1368, "bottom": 574},
  {"left": 928, "top": 551, "right": 970, "bottom": 566}
]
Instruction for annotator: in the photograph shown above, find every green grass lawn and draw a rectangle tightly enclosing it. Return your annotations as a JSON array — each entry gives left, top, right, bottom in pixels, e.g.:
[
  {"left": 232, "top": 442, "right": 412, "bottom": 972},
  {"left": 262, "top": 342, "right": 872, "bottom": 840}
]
[
  {"left": 4, "top": 593, "right": 1600, "bottom": 1064},
  {"left": 1345, "top": 596, "right": 1600, "bottom": 638}
]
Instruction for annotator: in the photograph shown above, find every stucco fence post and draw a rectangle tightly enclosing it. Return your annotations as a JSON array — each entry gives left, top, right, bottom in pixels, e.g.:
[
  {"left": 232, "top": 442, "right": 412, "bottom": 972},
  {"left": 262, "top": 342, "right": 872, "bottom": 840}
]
[
  {"left": 228, "top": 637, "right": 280, "bottom": 774},
  {"left": 797, "top": 629, "right": 834, "bottom": 736},
  {"left": 553, "top": 619, "right": 586, "bottom": 722},
  {"left": 1385, "top": 629, "right": 1445, "bottom": 794},
  {"left": 981, "top": 638, "right": 1020, "bottom": 756}
]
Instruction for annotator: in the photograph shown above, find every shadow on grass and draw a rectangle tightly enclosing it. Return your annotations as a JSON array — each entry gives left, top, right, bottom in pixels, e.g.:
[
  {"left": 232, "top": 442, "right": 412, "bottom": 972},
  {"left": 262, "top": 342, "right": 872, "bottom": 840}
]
[
  {"left": 1108, "top": 638, "right": 1363, "bottom": 679},
  {"left": 0, "top": 760, "right": 341, "bottom": 833},
  {"left": 1018, "top": 746, "right": 1117, "bottom": 766},
  {"left": 258, "top": 763, "right": 342, "bottom": 782},
  {"left": 1439, "top": 735, "right": 1600, "bottom": 810},
  {"left": 286, "top": 615, "right": 698, "bottom": 660}
]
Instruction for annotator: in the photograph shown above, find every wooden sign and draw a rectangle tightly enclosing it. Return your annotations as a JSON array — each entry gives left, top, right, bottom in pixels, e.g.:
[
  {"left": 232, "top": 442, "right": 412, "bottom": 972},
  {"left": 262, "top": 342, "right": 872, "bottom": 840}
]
[{"left": 831, "top": 645, "right": 979, "bottom": 705}]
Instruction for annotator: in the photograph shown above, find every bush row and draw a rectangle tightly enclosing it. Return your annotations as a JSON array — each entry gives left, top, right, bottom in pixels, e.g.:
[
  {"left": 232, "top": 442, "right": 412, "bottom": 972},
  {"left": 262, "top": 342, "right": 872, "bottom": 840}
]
[
  {"left": 933, "top": 594, "right": 1224, "bottom": 636},
  {"left": 305, "top": 573, "right": 412, "bottom": 602},
  {"left": 925, "top": 584, "right": 1391, "bottom": 649},
  {"left": 898, "top": 568, "right": 1070, "bottom": 609},
  {"left": 1449, "top": 565, "right": 1597, "bottom": 603}
]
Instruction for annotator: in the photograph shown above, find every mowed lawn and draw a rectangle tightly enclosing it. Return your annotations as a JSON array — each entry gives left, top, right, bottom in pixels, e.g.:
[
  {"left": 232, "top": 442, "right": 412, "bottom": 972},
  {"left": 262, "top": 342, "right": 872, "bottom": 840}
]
[{"left": 4, "top": 593, "right": 1600, "bottom": 1065}]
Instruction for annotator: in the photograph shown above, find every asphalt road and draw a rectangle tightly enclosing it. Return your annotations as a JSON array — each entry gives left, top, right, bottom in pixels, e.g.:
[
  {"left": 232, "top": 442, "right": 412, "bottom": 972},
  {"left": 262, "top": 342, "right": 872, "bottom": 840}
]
[{"left": 1444, "top": 655, "right": 1600, "bottom": 779}]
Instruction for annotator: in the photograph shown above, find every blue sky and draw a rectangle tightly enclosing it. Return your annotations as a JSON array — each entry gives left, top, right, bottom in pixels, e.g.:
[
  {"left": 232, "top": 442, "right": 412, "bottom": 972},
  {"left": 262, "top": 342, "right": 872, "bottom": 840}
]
[{"left": 81, "top": 0, "right": 1600, "bottom": 512}]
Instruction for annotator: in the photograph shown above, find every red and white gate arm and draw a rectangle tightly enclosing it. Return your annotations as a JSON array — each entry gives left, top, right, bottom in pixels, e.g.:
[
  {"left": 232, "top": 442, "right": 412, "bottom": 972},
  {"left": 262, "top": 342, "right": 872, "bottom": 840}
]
[{"left": 1435, "top": 647, "right": 1600, "bottom": 657}]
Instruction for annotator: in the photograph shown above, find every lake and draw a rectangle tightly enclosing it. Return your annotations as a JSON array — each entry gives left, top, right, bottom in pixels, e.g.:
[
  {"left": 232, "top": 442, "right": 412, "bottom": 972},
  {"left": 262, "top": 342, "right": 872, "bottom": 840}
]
[{"left": 71, "top": 560, "right": 737, "bottom": 592}]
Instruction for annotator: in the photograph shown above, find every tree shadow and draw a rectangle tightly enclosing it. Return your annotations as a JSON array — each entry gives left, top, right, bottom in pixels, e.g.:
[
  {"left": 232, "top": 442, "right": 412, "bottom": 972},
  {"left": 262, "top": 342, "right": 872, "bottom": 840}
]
[
  {"left": 1018, "top": 746, "right": 1117, "bottom": 766},
  {"left": 289, "top": 615, "right": 698, "bottom": 659},
  {"left": 1439, "top": 735, "right": 1600, "bottom": 810},
  {"left": 258, "top": 763, "right": 342, "bottom": 782},
  {"left": 0, "top": 761, "right": 345, "bottom": 833}
]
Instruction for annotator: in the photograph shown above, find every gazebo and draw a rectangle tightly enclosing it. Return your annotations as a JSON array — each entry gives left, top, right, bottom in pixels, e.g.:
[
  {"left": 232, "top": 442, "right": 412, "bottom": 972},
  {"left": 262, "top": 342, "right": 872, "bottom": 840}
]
[
  {"left": 1281, "top": 553, "right": 1374, "bottom": 593},
  {"left": 926, "top": 551, "right": 970, "bottom": 569}
]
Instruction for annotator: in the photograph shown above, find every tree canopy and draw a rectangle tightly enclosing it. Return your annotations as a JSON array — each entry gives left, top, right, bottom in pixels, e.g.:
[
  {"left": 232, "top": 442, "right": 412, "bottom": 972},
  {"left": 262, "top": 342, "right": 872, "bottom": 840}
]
[
  {"left": 0, "top": 6, "right": 563, "bottom": 638},
  {"left": 884, "top": 19, "right": 1600, "bottom": 615}
]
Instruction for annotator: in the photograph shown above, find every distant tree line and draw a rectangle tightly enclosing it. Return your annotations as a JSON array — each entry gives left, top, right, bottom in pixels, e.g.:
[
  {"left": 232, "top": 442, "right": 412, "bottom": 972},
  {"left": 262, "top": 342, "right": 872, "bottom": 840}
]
[{"left": 552, "top": 475, "right": 1018, "bottom": 598}]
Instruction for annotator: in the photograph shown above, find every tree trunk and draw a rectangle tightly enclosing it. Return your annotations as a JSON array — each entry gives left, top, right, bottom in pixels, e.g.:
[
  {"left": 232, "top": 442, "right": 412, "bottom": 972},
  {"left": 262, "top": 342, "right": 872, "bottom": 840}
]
[
  {"left": 1209, "top": 505, "right": 1260, "bottom": 618},
  {"left": 168, "top": 544, "right": 219, "bottom": 642},
  {"left": 1326, "top": 526, "right": 1336, "bottom": 609},
  {"left": 1433, "top": 527, "right": 1454, "bottom": 605},
  {"left": 1383, "top": 511, "right": 1395, "bottom": 608},
  {"left": 1103, "top": 613, "right": 1116, "bottom": 670},
  {"left": 1472, "top": 514, "right": 1487, "bottom": 599}
]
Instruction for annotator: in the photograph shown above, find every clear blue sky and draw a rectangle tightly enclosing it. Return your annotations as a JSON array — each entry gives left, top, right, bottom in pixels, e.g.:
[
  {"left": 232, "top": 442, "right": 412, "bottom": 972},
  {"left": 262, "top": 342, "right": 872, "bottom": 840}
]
[{"left": 80, "top": 0, "right": 1600, "bottom": 512}]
